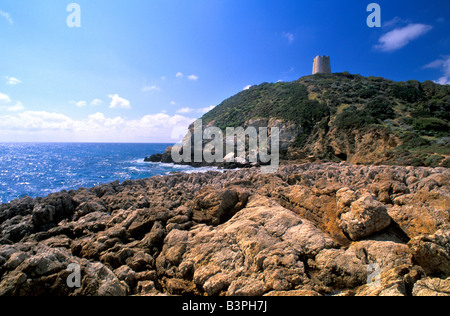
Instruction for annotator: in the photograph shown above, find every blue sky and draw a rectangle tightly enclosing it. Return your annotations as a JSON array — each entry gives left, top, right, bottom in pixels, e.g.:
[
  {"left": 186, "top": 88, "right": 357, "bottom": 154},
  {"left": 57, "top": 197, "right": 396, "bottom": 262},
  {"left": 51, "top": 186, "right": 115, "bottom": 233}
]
[{"left": 0, "top": 0, "right": 449, "bottom": 142}]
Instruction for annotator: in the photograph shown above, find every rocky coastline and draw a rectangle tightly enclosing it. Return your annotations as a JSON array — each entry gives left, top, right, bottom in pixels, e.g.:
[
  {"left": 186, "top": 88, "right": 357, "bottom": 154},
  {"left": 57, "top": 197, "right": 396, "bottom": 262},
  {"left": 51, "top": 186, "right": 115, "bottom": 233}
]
[
  {"left": 144, "top": 146, "right": 262, "bottom": 170},
  {"left": 0, "top": 163, "right": 449, "bottom": 296}
]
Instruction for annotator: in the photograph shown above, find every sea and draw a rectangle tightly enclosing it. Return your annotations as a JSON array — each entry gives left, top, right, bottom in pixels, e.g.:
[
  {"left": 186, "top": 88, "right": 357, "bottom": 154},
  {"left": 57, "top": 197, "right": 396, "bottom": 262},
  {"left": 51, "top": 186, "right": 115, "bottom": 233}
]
[{"left": 0, "top": 143, "right": 217, "bottom": 205}]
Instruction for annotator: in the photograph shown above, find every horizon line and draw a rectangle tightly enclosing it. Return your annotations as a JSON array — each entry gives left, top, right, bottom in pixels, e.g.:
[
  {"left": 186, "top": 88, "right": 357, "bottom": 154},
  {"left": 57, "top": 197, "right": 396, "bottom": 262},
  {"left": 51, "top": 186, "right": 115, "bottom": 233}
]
[{"left": 0, "top": 141, "right": 176, "bottom": 145}]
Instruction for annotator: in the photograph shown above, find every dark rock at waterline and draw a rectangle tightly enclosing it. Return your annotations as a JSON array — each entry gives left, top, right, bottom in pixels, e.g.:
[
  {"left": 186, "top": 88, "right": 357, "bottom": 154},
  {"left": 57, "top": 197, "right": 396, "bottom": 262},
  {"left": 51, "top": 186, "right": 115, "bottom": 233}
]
[
  {"left": 145, "top": 147, "right": 174, "bottom": 164},
  {"left": 144, "top": 154, "right": 163, "bottom": 163}
]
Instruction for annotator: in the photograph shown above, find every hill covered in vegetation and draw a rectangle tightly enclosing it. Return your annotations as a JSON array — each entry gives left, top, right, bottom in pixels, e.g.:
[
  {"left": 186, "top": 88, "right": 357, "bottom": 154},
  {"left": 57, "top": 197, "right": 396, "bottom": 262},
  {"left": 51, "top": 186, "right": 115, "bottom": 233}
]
[{"left": 201, "top": 73, "right": 450, "bottom": 167}]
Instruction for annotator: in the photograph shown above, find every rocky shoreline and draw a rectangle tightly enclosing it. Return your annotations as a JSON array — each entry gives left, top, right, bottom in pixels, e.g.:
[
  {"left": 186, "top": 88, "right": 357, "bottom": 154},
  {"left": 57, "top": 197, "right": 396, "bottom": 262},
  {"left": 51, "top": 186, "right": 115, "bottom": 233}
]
[
  {"left": 0, "top": 163, "right": 449, "bottom": 296},
  {"left": 144, "top": 146, "right": 263, "bottom": 170}
]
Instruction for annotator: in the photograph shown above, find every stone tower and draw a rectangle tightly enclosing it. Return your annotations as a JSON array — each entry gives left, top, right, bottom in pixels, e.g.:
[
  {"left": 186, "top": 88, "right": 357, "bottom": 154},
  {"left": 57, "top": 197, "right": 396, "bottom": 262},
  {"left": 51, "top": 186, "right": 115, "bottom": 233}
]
[{"left": 312, "top": 56, "right": 331, "bottom": 75}]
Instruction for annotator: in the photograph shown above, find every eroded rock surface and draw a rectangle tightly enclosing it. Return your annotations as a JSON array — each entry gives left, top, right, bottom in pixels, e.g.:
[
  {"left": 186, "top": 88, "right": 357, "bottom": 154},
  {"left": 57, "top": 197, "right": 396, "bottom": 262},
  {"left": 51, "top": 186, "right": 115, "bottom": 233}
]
[{"left": 0, "top": 163, "right": 448, "bottom": 296}]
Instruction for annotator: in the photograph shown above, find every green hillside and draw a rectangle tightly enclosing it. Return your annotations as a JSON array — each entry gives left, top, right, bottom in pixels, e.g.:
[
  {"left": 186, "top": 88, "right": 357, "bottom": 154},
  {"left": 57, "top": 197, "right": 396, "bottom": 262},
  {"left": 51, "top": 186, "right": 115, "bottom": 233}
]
[{"left": 201, "top": 73, "right": 450, "bottom": 167}]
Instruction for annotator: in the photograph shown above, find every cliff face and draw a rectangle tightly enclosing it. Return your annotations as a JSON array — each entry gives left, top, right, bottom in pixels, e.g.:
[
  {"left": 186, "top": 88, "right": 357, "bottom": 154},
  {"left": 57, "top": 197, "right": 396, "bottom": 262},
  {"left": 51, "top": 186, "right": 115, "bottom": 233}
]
[
  {"left": 194, "top": 73, "right": 449, "bottom": 168},
  {"left": 0, "top": 163, "right": 449, "bottom": 296}
]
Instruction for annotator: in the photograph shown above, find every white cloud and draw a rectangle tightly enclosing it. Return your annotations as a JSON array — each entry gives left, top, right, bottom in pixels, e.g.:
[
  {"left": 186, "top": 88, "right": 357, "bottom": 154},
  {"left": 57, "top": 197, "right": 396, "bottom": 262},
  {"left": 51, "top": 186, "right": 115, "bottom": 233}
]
[
  {"left": 71, "top": 99, "right": 103, "bottom": 107},
  {"left": 0, "top": 111, "right": 74, "bottom": 131},
  {"left": 176, "top": 105, "right": 215, "bottom": 115},
  {"left": 197, "top": 105, "right": 216, "bottom": 114},
  {"left": 0, "top": 101, "right": 25, "bottom": 112},
  {"left": 86, "top": 112, "right": 125, "bottom": 129},
  {"left": 0, "top": 10, "right": 13, "bottom": 25},
  {"left": 282, "top": 32, "right": 295, "bottom": 44},
  {"left": 108, "top": 94, "right": 131, "bottom": 109},
  {"left": 435, "top": 77, "right": 450, "bottom": 85},
  {"left": 424, "top": 59, "right": 446, "bottom": 69},
  {"left": 243, "top": 85, "right": 252, "bottom": 91},
  {"left": 375, "top": 23, "right": 433, "bottom": 52},
  {"left": 170, "top": 101, "right": 177, "bottom": 105},
  {"left": 142, "top": 85, "right": 161, "bottom": 92},
  {"left": 175, "top": 73, "right": 199, "bottom": 81},
  {"left": 382, "top": 17, "right": 410, "bottom": 28},
  {"left": 0, "top": 110, "right": 195, "bottom": 142},
  {"left": 134, "top": 113, "right": 188, "bottom": 128},
  {"left": 0, "top": 93, "right": 25, "bottom": 112},
  {"left": 424, "top": 56, "right": 450, "bottom": 85},
  {"left": 90, "top": 98, "right": 103, "bottom": 106},
  {"left": 188, "top": 74, "right": 199, "bottom": 81},
  {"left": 72, "top": 100, "right": 87, "bottom": 108},
  {"left": 4, "top": 76, "right": 21, "bottom": 85},
  {"left": 176, "top": 107, "right": 194, "bottom": 114},
  {"left": 0, "top": 92, "right": 11, "bottom": 103},
  {"left": 133, "top": 113, "right": 195, "bottom": 141}
]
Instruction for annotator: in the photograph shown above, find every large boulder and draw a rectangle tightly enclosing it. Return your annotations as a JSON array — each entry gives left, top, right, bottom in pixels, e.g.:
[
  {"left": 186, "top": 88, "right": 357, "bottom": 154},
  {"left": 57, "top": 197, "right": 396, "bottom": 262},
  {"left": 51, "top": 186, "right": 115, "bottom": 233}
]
[
  {"left": 0, "top": 244, "right": 127, "bottom": 296},
  {"left": 310, "top": 240, "right": 413, "bottom": 291},
  {"left": 144, "top": 153, "right": 163, "bottom": 163},
  {"left": 124, "top": 207, "right": 170, "bottom": 239},
  {"left": 408, "top": 229, "right": 450, "bottom": 276},
  {"left": 355, "top": 265, "right": 424, "bottom": 296},
  {"left": 337, "top": 189, "right": 391, "bottom": 241},
  {"left": 157, "top": 196, "right": 337, "bottom": 296},
  {"left": 0, "top": 197, "right": 34, "bottom": 225},
  {"left": 32, "top": 192, "right": 77, "bottom": 229},
  {"left": 412, "top": 277, "right": 450, "bottom": 296},
  {"left": 0, "top": 215, "right": 34, "bottom": 243},
  {"left": 191, "top": 188, "right": 250, "bottom": 226}
]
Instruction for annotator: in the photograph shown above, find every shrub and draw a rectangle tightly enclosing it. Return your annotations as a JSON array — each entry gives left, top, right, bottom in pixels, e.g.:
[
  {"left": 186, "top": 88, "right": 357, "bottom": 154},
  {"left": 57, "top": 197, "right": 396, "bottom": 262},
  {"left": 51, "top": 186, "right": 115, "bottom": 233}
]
[
  {"left": 442, "top": 158, "right": 450, "bottom": 168},
  {"left": 365, "top": 96, "right": 395, "bottom": 121},
  {"left": 399, "top": 132, "right": 431, "bottom": 149},
  {"left": 390, "top": 84, "right": 424, "bottom": 103},
  {"left": 335, "top": 106, "right": 373, "bottom": 130},
  {"left": 358, "top": 88, "right": 377, "bottom": 99},
  {"left": 424, "top": 155, "right": 445, "bottom": 167},
  {"left": 413, "top": 117, "right": 450, "bottom": 134},
  {"left": 396, "top": 155, "right": 425, "bottom": 167}
]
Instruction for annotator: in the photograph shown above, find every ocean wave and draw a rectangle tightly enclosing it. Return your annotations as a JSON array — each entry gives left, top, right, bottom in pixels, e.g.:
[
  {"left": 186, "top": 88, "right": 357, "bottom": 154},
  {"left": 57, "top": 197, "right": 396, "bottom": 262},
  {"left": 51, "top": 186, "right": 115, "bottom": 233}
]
[
  {"left": 0, "top": 143, "right": 225, "bottom": 204},
  {"left": 126, "top": 166, "right": 154, "bottom": 173},
  {"left": 185, "top": 167, "right": 224, "bottom": 174},
  {"left": 154, "top": 162, "right": 223, "bottom": 174},
  {"left": 128, "top": 159, "right": 147, "bottom": 164}
]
